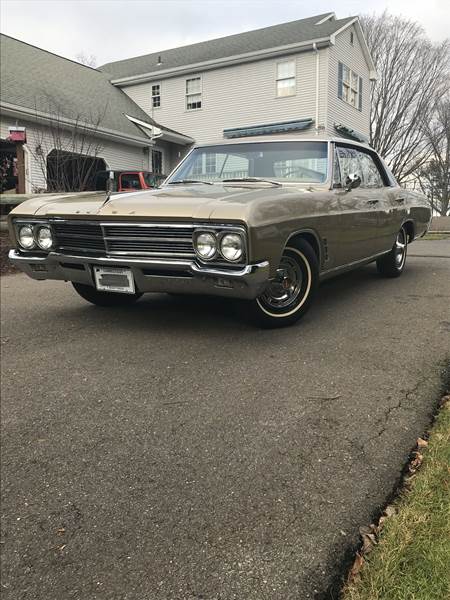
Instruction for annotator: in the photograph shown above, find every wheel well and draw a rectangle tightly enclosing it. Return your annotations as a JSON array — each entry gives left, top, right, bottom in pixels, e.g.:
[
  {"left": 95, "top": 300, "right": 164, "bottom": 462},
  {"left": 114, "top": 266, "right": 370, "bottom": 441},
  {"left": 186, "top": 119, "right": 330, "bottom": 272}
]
[
  {"left": 403, "top": 221, "right": 415, "bottom": 243},
  {"left": 287, "top": 232, "right": 321, "bottom": 263}
]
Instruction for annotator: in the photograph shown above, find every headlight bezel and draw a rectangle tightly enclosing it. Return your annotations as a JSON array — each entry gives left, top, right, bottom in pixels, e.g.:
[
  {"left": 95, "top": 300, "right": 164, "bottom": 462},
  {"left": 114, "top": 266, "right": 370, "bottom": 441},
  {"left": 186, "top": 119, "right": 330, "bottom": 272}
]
[
  {"left": 14, "top": 221, "right": 54, "bottom": 253},
  {"left": 193, "top": 226, "right": 246, "bottom": 264}
]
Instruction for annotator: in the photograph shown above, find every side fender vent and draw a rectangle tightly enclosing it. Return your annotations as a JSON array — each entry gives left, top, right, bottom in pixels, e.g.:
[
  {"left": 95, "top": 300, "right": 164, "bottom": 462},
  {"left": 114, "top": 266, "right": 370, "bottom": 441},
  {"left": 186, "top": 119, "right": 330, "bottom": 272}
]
[{"left": 323, "top": 238, "right": 329, "bottom": 261}]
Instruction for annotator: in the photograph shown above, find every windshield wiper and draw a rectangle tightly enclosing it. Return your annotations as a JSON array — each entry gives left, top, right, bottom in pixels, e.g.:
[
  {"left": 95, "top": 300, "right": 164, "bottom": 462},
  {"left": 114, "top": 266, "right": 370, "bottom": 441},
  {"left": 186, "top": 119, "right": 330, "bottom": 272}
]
[
  {"left": 222, "top": 177, "right": 282, "bottom": 187},
  {"left": 168, "top": 179, "right": 214, "bottom": 185}
]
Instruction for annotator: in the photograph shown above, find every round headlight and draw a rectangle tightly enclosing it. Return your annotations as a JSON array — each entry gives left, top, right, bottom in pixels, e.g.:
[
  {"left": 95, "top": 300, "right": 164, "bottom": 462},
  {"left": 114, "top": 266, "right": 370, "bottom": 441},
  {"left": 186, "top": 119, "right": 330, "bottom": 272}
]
[
  {"left": 18, "top": 225, "right": 35, "bottom": 249},
  {"left": 195, "top": 232, "right": 217, "bottom": 260},
  {"left": 36, "top": 226, "right": 53, "bottom": 250},
  {"left": 220, "top": 233, "right": 243, "bottom": 262}
]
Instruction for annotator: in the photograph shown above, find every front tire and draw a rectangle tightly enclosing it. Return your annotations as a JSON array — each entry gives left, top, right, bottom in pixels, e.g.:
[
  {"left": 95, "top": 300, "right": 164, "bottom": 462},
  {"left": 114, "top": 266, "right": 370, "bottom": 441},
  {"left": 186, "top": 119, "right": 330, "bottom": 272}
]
[
  {"left": 243, "top": 241, "right": 319, "bottom": 328},
  {"left": 72, "top": 282, "right": 143, "bottom": 307},
  {"left": 376, "top": 227, "right": 408, "bottom": 278}
]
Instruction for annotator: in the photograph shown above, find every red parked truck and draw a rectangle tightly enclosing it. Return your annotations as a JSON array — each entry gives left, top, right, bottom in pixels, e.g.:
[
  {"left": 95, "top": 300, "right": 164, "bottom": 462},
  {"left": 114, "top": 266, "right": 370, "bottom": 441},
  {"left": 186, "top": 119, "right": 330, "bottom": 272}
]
[{"left": 94, "top": 170, "right": 166, "bottom": 192}]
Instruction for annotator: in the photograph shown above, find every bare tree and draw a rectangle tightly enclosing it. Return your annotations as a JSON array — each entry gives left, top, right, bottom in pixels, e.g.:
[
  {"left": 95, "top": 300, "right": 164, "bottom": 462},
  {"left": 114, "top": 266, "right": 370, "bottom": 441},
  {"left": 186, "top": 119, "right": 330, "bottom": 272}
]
[
  {"left": 30, "top": 95, "right": 107, "bottom": 192},
  {"left": 360, "top": 12, "right": 450, "bottom": 184},
  {"left": 416, "top": 98, "right": 450, "bottom": 215},
  {"left": 75, "top": 52, "right": 97, "bottom": 68}
]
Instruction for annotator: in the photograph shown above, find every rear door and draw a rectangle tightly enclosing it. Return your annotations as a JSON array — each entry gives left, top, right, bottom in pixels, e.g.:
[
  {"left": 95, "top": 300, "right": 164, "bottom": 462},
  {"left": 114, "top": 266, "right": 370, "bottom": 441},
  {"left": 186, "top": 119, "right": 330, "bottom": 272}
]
[{"left": 334, "top": 144, "right": 389, "bottom": 265}]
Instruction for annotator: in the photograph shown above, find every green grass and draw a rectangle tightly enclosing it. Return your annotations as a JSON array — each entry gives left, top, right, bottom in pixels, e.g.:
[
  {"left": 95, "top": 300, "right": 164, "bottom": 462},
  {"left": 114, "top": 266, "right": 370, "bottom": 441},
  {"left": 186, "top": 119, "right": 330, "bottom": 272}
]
[
  {"left": 342, "top": 399, "right": 450, "bottom": 600},
  {"left": 422, "top": 233, "right": 450, "bottom": 240}
]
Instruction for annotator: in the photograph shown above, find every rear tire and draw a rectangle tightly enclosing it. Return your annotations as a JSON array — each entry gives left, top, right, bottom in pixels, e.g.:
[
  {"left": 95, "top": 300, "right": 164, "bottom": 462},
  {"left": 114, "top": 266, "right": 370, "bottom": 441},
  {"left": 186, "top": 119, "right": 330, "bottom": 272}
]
[
  {"left": 376, "top": 227, "right": 408, "bottom": 278},
  {"left": 72, "top": 282, "right": 143, "bottom": 307},
  {"left": 242, "top": 240, "right": 319, "bottom": 328}
]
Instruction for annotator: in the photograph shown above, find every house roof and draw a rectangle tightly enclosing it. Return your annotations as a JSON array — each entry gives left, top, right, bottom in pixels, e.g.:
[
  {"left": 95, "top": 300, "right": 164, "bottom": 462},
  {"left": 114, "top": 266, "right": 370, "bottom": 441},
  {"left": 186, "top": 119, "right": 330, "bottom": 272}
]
[
  {"left": 0, "top": 34, "right": 192, "bottom": 145},
  {"left": 100, "top": 13, "right": 356, "bottom": 81}
]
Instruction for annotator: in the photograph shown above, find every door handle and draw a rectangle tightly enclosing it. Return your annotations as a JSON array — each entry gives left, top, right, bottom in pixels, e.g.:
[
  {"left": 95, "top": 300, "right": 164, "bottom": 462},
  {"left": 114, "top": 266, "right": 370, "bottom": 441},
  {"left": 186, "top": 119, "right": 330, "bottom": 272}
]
[
  {"left": 366, "top": 199, "right": 379, "bottom": 205},
  {"left": 395, "top": 197, "right": 406, "bottom": 203}
]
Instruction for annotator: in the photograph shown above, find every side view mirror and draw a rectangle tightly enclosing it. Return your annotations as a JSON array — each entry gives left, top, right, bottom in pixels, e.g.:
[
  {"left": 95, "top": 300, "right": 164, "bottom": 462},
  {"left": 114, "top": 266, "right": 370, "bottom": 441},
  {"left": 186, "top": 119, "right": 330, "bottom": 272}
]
[{"left": 345, "top": 173, "right": 362, "bottom": 191}]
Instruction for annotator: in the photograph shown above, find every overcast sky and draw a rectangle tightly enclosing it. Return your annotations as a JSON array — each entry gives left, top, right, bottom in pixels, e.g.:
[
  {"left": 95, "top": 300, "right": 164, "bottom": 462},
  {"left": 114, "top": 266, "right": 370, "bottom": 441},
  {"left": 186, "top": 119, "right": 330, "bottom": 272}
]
[{"left": 1, "top": 0, "right": 449, "bottom": 66}]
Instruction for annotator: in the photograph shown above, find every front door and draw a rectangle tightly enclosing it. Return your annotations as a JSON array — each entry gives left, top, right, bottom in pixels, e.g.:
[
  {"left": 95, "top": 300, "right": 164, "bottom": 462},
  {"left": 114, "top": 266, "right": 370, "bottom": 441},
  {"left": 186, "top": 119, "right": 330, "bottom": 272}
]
[{"left": 333, "top": 145, "right": 390, "bottom": 266}]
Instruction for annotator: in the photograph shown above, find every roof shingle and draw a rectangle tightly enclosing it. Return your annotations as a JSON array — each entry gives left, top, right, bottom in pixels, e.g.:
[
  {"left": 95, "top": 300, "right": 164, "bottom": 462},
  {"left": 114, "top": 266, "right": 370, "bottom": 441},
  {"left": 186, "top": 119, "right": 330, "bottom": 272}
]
[
  {"left": 0, "top": 34, "right": 162, "bottom": 141},
  {"left": 99, "top": 13, "right": 355, "bottom": 80}
]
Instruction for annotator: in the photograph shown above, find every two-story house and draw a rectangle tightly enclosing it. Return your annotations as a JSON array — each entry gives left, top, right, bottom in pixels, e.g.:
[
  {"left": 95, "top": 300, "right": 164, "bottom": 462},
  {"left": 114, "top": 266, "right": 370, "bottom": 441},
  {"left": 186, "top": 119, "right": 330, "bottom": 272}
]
[
  {"left": 100, "top": 12, "right": 376, "bottom": 174},
  {"left": 1, "top": 13, "right": 375, "bottom": 194}
]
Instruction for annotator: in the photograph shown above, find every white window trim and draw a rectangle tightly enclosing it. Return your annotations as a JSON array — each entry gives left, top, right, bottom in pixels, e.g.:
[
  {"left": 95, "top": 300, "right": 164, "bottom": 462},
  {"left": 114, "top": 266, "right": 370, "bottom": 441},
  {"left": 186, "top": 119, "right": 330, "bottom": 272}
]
[
  {"left": 276, "top": 59, "right": 296, "bottom": 98},
  {"left": 186, "top": 76, "right": 202, "bottom": 111},
  {"left": 341, "top": 66, "right": 359, "bottom": 109},
  {"left": 151, "top": 83, "right": 161, "bottom": 109}
]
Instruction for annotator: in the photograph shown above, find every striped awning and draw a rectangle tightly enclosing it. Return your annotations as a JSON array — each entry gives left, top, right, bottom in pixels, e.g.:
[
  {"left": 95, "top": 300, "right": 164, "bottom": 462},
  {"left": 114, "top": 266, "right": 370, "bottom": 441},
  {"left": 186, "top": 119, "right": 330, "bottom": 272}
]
[{"left": 223, "top": 118, "right": 314, "bottom": 139}]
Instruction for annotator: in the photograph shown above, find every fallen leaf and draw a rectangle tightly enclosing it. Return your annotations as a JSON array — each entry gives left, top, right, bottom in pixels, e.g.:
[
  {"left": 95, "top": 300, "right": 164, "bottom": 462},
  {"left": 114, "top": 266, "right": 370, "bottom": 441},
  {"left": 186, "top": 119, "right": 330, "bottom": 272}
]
[
  {"left": 409, "top": 452, "right": 423, "bottom": 471},
  {"left": 417, "top": 437, "right": 428, "bottom": 448},
  {"left": 347, "top": 553, "right": 364, "bottom": 583},
  {"left": 361, "top": 532, "right": 377, "bottom": 554}
]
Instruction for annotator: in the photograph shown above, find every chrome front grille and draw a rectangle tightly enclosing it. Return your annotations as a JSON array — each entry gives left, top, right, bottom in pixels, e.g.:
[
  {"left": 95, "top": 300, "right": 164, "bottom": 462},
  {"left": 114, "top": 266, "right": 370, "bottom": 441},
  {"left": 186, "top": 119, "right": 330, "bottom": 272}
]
[
  {"left": 53, "top": 223, "right": 106, "bottom": 254},
  {"left": 53, "top": 221, "right": 196, "bottom": 258}
]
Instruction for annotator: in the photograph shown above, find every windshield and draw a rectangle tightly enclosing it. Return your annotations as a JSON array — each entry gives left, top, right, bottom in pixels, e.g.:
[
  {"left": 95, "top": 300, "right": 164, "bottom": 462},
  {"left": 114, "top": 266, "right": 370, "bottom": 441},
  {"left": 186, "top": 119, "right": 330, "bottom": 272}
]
[{"left": 168, "top": 141, "right": 328, "bottom": 184}]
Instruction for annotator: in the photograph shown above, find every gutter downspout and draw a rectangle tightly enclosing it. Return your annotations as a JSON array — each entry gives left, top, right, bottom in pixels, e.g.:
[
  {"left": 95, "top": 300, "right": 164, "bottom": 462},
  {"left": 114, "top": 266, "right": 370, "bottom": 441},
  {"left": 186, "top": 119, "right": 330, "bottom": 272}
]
[{"left": 313, "top": 43, "right": 320, "bottom": 134}]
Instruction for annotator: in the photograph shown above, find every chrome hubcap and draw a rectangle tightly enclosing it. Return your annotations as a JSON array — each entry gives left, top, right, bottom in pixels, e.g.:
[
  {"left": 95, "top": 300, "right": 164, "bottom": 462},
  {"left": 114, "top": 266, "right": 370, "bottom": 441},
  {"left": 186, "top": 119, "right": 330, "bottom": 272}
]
[
  {"left": 260, "top": 255, "right": 303, "bottom": 309},
  {"left": 395, "top": 229, "right": 407, "bottom": 268}
]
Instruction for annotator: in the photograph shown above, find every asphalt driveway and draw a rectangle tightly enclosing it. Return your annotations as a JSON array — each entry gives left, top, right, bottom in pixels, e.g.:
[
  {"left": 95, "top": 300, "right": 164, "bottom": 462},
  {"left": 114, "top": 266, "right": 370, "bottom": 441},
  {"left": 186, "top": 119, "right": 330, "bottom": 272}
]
[{"left": 1, "top": 239, "right": 449, "bottom": 600}]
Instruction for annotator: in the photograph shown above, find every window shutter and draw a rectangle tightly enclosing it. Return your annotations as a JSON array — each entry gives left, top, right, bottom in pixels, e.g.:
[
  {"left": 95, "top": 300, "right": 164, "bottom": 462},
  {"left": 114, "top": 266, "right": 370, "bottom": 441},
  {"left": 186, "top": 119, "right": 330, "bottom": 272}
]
[
  {"left": 338, "top": 62, "right": 343, "bottom": 99},
  {"left": 358, "top": 77, "right": 363, "bottom": 111}
]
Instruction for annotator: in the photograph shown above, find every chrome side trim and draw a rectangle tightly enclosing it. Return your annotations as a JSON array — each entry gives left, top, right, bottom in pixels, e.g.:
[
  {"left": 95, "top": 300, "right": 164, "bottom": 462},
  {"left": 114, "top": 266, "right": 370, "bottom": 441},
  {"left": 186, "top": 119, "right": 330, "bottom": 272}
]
[{"left": 320, "top": 250, "right": 390, "bottom": 277}]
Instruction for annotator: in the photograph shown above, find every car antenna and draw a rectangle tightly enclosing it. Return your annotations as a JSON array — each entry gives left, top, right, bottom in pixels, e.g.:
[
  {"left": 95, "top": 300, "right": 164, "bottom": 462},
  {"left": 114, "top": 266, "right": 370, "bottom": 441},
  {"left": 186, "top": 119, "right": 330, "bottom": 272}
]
[{"left": 102, "top": 170, "right": 115, "bottom": 206}]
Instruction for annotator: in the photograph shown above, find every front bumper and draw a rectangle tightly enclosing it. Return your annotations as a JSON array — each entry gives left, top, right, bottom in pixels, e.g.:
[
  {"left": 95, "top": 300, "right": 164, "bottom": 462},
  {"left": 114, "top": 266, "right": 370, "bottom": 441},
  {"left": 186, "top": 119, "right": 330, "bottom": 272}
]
[{"left": 8, "top": 250, "right": 270, "bottom": 300}]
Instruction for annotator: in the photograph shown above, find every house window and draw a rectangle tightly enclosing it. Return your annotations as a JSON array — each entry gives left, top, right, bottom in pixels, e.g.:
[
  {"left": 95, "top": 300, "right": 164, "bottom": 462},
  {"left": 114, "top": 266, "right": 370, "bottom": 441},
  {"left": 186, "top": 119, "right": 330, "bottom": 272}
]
[
  {"left": 276, "top": 60, "right": 296, "bottom": 97},
  {"left": 152, "top": 149, "right": 163, "bottom": 174},
  {"left": 205, "top": 154, "right": 216, "bottom": 174},
  {"left": 186, "top": 77, "right": 202, "bottom": 110},
  {"left": 338, "top": 62, "right": 362, "bottom": 111},
  {"left": 151, "top": 84, "right": 161, "bottom": 108},
  {"left": 350, "top": 31, "right": 354, "bottom": 45}
]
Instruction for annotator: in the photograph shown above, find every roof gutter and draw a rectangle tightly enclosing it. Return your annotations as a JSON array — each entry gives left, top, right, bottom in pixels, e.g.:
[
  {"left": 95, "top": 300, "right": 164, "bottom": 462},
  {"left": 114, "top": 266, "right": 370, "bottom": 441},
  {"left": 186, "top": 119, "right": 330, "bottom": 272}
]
[
  {"left": 125, "top": 113, "right": 194, "bottom": 145},
  {"left": 0, "top": 102, "right": 153, "bottom": 147},
  {"left": 312, "top": 43, "right": 320, "bottom": 133},
  {"left": 109, "top": 37, "right": 332, "bottom": 86}
]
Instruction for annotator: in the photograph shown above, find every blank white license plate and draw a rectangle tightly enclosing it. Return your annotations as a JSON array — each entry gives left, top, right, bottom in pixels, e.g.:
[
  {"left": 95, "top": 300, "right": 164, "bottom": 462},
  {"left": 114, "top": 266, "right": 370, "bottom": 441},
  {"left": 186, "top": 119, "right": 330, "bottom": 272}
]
[{"left": 93, "top": 267, "right": 135, "bottom": 294}]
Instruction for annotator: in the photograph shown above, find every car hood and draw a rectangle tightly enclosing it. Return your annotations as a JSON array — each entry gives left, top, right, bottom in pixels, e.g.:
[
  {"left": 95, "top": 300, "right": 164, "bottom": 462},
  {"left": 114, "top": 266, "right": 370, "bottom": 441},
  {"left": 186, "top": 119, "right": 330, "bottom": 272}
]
[{"left": 10, "top": 184, "right": 327, "bottom": 223}]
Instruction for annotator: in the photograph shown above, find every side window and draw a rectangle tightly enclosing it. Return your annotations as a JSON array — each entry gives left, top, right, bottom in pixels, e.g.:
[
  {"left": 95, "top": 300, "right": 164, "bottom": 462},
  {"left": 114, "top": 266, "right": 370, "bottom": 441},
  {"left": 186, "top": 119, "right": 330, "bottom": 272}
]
[
  {"left": 276, "top": 60, "right": 296, "bottom": 97},
  {"left": 336, "top": 147, "right": 363, "bottom": 183},
  {"left": 151, "top": 84, "right": 161, "bottom": 108},
  {"left": 120, "top": 173, "right": 141, "bottom": 189},
  {"left": 358, "top": 151, "right": 384, "bottom": 188},
  {"left": 186, "top": 77, "right": 202, "bottom": 110}
]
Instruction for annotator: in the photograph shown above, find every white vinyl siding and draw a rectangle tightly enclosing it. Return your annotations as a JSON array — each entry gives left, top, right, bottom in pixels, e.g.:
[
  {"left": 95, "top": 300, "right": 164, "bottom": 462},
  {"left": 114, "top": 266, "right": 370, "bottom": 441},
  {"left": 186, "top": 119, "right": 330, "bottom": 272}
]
[
  {"left": 327, "top": 24, "right": 371, "bottom": 138},
  {"left": 122, "top": 48, "right": 329, "bottom": 144}
]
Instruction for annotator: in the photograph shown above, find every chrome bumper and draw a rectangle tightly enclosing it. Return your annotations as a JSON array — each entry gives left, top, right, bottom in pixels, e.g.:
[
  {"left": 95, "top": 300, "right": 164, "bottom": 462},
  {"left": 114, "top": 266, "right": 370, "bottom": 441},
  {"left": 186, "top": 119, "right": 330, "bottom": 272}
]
[{"left": 8, "top": 250, "right": 270, "bottom": 300}]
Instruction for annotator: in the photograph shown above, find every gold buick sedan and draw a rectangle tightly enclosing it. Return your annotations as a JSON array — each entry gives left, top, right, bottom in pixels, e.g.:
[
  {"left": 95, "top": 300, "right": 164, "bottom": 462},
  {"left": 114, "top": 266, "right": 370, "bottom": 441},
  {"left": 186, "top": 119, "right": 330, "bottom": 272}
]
[{"left": 8, "top": 138, "right": 431, "bottom": 327}]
